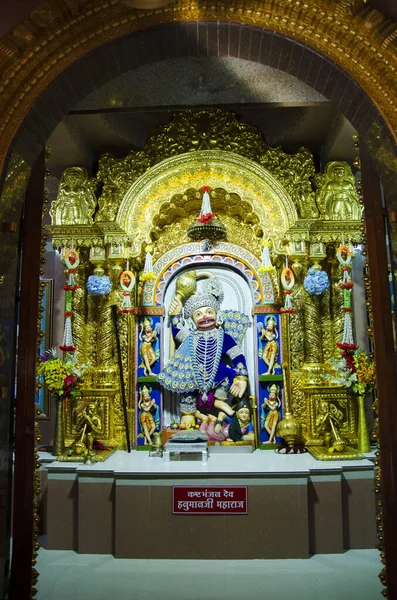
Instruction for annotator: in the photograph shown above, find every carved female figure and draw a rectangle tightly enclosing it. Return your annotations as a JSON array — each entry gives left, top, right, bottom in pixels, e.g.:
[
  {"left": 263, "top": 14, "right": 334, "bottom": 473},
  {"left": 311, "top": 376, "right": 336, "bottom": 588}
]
[
  {"left": 259, "top": 316, "right": 279, "bottom": 375},
  {"left": 200, "top": 398, "right": 254, "bottom": 443},
  {"left": 139, "top": 317, "right": 159, "bottom": 376},
  {"left": 261, "top": 384, "right": 281, "bottom": 444},
  {"left": 138, "top": 385, "right": 158, "bottom": 445}
]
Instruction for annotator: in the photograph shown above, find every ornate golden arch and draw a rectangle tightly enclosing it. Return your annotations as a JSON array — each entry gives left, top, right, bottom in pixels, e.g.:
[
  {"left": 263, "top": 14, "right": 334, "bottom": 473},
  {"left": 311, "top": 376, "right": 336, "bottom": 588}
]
[
  {"left": 117, "top": 149, "right": 296, "bottom": 256},
  {"left": 1, "top": 0, "right": 397, "bottom": 178}
]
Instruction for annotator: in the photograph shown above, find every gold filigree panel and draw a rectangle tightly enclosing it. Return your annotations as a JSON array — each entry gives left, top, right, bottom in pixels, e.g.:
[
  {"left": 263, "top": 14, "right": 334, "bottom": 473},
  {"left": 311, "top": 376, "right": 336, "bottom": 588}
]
[
  {"left": 117, "top": 150, "right": 296, "bottom": 256},
  {"left": 64, "top": 392, "right": 116, "bottom": 448},
  {"left": 150, "top": 212, "right": 263, "bottom": 259},
  {"left": 1, "top": 1, "right": 397, "bottom": 179},
  {"left": 304, "top": 387, "right": 357, "bottom": 447}
]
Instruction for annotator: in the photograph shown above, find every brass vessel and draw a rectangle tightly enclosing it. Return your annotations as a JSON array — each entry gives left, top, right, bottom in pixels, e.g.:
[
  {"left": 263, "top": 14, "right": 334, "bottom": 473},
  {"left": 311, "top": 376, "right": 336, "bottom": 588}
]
[{"left": 276, "top": 412, "right": 302, "bottom": 447}]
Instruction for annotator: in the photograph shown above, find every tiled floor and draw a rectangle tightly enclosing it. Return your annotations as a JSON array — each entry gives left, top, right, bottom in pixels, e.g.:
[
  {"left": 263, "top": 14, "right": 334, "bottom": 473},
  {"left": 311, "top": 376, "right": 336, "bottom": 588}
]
[{"left": 36, "top": 547, "right": 383, "bottom": 600}]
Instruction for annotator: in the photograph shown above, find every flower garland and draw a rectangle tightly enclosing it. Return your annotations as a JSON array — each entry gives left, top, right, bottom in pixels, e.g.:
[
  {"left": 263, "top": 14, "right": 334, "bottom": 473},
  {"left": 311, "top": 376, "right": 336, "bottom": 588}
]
[
  {"left": 63, "top": 249, "right": 79, "bottom": 292},
  {"left": 118, "top": 269, "right": 136, "bottom": 313},
  {"left": 353, "top": 350, "right": 376, "bottom": 395},
  {"left": 303, "top": 267, "right": 330, "bottom": 295},
  {"left": 336, "top": 244, "right": 356, "bottom": 351},
  {"left": 37, "top": 348, "right": 88, "bottom": 401},
  {"left": 60, "top": 247, "right": 79, "bottom": 352},
  {"left": 327, "top": 349, "right": 376, "bottom": 396},
  {"left": 280, "top": 258, "right": 296, "bottom": 314}
]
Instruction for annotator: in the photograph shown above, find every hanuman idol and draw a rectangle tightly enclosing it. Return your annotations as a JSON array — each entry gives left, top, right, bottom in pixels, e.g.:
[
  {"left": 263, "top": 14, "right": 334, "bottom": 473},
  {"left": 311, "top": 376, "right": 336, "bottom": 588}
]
[{"left": 157, "top": 271, "right": 251, "bottom": 435}]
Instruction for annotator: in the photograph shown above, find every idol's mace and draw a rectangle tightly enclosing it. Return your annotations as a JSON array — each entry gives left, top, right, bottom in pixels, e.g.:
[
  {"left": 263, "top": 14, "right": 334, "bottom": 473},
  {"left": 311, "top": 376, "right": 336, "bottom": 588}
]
[{"left": 111, "top": 304, "right": 131, "bottom": 453}]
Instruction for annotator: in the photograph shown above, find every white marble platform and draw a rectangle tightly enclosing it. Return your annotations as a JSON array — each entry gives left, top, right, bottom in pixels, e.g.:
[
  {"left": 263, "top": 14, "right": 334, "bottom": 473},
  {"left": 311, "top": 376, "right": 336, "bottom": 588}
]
[{"left": 43, "top": 449, "right": 375, "bottom": 478}]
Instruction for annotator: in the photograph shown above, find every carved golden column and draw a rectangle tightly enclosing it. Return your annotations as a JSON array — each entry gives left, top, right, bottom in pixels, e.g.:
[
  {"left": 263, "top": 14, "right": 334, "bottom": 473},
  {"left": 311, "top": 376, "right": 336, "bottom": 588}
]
[
  {"left": 72, "top": 248, "right": 89, "bottom": 365},
  {"left": 277, "top": 312, "right": 302, "bottom": 446}
]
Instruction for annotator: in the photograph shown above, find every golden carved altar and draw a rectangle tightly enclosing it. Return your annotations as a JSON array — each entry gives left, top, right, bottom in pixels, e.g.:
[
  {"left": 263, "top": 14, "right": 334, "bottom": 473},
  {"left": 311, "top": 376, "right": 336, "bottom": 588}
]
[{"left": 45, "top": 109, "right": 365, "bottom": 459}]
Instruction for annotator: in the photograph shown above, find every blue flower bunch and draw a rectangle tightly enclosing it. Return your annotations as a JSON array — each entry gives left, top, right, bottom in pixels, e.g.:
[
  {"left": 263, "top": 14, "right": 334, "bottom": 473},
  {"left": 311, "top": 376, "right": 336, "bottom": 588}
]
[
  {"left": 86, "top": 275, "right": 112, "bottom": 295},
  {"left": 303, "top": 267, "right": 330, "bottom": 295}
]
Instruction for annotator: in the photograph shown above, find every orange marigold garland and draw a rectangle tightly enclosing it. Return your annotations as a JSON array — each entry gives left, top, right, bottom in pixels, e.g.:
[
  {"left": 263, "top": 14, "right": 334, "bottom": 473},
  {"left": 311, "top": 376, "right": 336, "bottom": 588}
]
[{"left": 353, "top": 350, "right": 376, "bottom": 395}]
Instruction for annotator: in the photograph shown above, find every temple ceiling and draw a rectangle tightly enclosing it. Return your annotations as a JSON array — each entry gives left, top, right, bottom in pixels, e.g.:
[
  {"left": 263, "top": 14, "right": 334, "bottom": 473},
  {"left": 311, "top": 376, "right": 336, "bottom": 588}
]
[{"left": 45, "top": 57, "right": 356, "bottom": 180}]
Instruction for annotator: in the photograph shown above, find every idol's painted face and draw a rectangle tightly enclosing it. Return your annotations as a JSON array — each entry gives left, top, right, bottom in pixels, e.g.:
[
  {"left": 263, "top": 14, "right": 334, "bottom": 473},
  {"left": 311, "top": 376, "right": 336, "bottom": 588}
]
[
  {"left": 192, "top": 306, "right": 217, "bottom": 330},
  {"left": 238, "top": 407, "right": 250, "bottom": 423},
  {"left": 266, "top": 319, "right": 276, "bottom": 331}
]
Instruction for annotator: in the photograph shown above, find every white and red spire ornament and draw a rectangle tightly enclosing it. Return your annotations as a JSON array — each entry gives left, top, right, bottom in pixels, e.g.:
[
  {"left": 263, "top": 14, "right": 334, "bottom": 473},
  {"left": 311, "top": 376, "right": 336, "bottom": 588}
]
[
  {"left": 141, "top": 245, "right": 156, "bottom": 282},
  {"left": 258, "top": 239, "right": 275, "bottom": 274},
  {"left": 187, "top": 186, "right": 226, "bottom": 241},
  {"left": 197, "top": 186, "right": 215, "bottom": 224}
]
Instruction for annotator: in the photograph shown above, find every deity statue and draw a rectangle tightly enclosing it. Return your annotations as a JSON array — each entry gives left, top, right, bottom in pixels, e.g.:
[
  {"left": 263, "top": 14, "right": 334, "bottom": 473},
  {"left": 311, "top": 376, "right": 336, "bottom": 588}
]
[
  {"left": 139, "top": 317, "right": 160, "bottom": 376},
  {"left": 317, "top": 161, "right": 359, "bottom": 221},
  {"left": 261, "top": 384, "right": 281, "bottom": 444},
  {"left": 50, "top": 166, "right": 97, "bottom": 225},
  {"left": 258, "top": 316, "right": 279, "bottom": 375},
  {"left": 75, "top": 402, "right": 102, "bottom": 455},
  {"left": 315, "top": 401, "right": 345, "bottom": 452},
  {"left": 157, "top": 273, "right": 250, "bottom": 434},
  {"left": 138, "top": 385, "right": 159, "bottom": 445},
  {"left": 200, "top": 398, "right": 255, "bottom": 443}
]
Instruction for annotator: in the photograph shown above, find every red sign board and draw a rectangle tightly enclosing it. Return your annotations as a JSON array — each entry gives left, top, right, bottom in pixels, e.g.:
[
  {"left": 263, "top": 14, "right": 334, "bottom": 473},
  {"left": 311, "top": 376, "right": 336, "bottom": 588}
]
[{"left": 172, "top": 486, "right": 248, "bottom": 515}]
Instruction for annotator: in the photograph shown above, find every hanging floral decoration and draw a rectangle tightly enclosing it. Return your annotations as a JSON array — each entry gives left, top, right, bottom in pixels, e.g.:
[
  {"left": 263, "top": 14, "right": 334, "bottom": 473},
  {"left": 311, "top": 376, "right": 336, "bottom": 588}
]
[
  {"left": 37, "top": 348, "right": 89, "bottom": 401},
  {"left": 118, "top": 269, "right": 136, "bottom": 313},
  {"left": 197, "top": 186, "right": 215, "bottom": 224},
  {"left": 336, "top": 244, "right": 356, "bottom": 351},
  {"left": 63, "top": 249, "right": 80, "bottom": 291},
  {"left": 327, "top": 349, "right": 376, "bottom": 396},
  {"left": 258, "top": 239, "right": 275, "bottom": 274},
  {"left": 280, "top": 260, "right": 296, "bottom": 314},
  {"left": 86, "top": 274, "right": 112, "bottom": 295},
  {"left": 303, "top": 267, "right": 330, "bottom": 295},
  {"left": 60, "top": 247, "right": 80, "bottom": 353},
  {"left": 141, "top": 245, "right": 156, "bottom": 282}
]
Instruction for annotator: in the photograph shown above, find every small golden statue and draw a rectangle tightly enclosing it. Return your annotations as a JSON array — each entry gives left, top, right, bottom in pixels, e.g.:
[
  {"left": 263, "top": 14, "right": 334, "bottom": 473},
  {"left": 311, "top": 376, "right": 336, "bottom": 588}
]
[
  {"left": 317, "top": 161, "right": 359, "bottom": 221},
  {"left": 50, "top": 166, "right": 97, "bottom": 225},
  {"left": 75, "top": 402, "right": 102, "bottom": 457},
  {"left": 138, "top": 385, "right": 158, "bottom": 445},
  {"left": 315, "top": 401, "right": 345, "bottom": 452}
]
